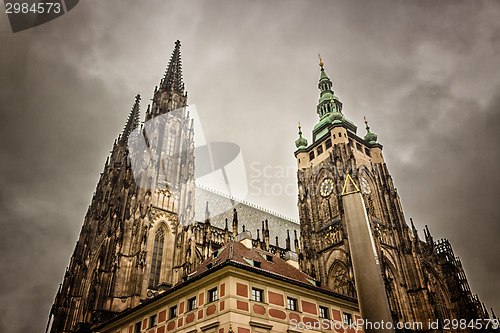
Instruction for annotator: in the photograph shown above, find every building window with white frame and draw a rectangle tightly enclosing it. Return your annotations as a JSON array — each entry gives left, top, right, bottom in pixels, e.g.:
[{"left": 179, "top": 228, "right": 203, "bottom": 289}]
[
  {"left": 208, "top": 287, "right": 218, "bottom": 302},
  {"left": 287, "top": 297, "right": 298, "bottom": 311},
  {"left": 252, "top": 288, "right": 263, "bottom": 302},
  {"left": 319, "top": 306, "right": 329, "bottom": 319},
  {"left": 343, "top": 312, "right": 352, "bottom": 325},
  {"left": 188, "top": 296, "right": 197, "bottom": 311}
]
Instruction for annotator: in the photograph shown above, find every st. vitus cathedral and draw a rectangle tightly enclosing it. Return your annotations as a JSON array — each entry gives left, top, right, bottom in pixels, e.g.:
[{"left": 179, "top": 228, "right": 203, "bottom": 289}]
[{"left": 47, "top": 41, "right": 496, "bottom": 333}]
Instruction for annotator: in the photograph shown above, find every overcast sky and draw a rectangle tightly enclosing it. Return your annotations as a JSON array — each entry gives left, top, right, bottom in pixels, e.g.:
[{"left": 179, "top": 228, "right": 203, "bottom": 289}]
[{"left": 1, "top": 1, "right": 499, "bottom": 332}]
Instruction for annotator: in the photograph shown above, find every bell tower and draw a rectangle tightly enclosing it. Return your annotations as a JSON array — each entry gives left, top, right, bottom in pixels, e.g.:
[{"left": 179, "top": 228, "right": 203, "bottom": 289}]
[
  {"left": 295, "top": 57, "right": 449, "bottom": 325},
  {"left": 295, "top": 57, "right": 491, "bottom": 328}
]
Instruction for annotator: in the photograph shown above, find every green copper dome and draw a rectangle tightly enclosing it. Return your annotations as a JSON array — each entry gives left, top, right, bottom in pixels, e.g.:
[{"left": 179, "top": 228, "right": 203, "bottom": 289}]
[
  {"left": 364, "top": 118, "right": 378, "bottom": 144},
  {"left": 295, "top": 124, "right": 308, "bottom": 149},
  {"left": 365, "top": 130, "right": 377, "bottom": 143}
]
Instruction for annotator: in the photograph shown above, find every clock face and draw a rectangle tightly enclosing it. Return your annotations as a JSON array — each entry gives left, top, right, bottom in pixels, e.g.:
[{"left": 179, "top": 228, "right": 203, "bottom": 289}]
[
  {"left": 361, "top": 177, "right": 371, "bottom": 194},
  {"left": 320, "top": 178, "right": 334, "bottom": 197}
]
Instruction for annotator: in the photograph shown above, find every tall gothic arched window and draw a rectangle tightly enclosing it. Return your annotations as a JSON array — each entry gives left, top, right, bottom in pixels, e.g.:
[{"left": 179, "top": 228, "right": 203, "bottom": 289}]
[
  {"left": 149, "top": 228, "right": 164, "bottom": 288},
  {"left": 162, "top": 128, "right": 176, "bottom": 184},
  {"left": 165, "top": 129, "right": 176, "bottom": 157}
]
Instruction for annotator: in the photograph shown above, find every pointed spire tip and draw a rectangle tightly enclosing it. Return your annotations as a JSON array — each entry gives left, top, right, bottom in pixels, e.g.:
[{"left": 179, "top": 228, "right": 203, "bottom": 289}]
[
  {"left": 161, "top": 40, "right": 184, "bottom": 93},
  {"left": 119, "top": 94, "right": 141, "bottom": 144}
]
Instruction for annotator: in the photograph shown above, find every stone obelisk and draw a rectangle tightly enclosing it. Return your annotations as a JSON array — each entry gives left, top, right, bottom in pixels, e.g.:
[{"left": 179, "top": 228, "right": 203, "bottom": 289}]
[{"left": 342, "top": 175, "right": 395, "bottom": 333}]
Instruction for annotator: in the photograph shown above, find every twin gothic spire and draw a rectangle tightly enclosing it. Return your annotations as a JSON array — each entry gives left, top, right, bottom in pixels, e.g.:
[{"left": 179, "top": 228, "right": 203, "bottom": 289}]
[
  {"left": 120, "top": 40, "right": 187, "bottom": 141},
  {"left": 160, "top": 40, "right": 184, "bottom": 94},
  {"left": 119, "top": 94, "right": 141, "bottom": 145},
  {"left": 120, "top": 44, "right": 379, "bottom": 149}
]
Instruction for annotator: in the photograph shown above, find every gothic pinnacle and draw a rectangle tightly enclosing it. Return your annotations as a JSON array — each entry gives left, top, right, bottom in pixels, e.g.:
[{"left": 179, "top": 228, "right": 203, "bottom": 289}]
[
  {"left": 161, "top": 40, "right": 184, "bottom": 94},
  {"left": 410, "top": 218, "right": 420, "bottom": 240},
  {"left": 119, "top": 94, "right": 141, "bottom": 145},
  {"left": 204, "top": 201, "right": 210, "bottom": 224},
  {"left": 232, "top": 208, "right": 238, "bottom": 238},
  {"left": 410, "top": 218, "right": 416, "bottom": 231}
]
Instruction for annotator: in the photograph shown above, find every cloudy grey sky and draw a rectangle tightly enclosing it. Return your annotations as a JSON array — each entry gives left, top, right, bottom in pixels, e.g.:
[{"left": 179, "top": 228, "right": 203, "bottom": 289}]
[{"left": 1, "top": 1, "right": 499, "bottom": 332}]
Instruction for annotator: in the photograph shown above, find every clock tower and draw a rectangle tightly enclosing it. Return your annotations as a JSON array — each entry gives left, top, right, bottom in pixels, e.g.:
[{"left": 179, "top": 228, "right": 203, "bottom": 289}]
[
  {"left": 294, "top": 58, "right": 486, "bottom": 326},
  {"left": 295, "top": 57, "right": 388, "bottom": 296}
]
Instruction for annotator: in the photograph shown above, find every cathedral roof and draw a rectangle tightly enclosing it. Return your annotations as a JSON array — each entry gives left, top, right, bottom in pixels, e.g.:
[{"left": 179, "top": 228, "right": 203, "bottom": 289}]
[
  {"left": 184, "top": 240, "right": 355, "bottom": 301},
  {"left": 195, "top": 186, "right": 300, "bottom": 252}
]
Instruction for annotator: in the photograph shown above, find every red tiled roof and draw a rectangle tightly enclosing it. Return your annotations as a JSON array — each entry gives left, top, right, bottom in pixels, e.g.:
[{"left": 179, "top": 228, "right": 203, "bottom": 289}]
[{"left": 183, "top": 241, "right": 354, "bottom": 299}]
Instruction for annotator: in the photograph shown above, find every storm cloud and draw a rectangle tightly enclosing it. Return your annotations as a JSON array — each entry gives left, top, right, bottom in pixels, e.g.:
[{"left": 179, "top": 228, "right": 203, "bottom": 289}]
[{"left": 0, "top": 1, "right": 499, "bottom": 332}]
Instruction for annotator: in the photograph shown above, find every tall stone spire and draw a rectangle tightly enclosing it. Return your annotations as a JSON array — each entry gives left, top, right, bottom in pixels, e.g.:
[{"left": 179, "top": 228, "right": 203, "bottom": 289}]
[
  {"left": 147, "top": 40, "right": 188, "bottom": 120},
  {"left": 119, "top": 94, "right": 141, "bottom": 145},
  {"left": 161, "top": 40, "right": 184, "bottom": 94}
]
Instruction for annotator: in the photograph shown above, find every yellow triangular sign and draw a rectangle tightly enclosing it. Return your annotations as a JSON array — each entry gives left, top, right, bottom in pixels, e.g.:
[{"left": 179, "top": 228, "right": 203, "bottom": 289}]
[{"left": 341, "top": 174, "right": 360, "bottom": 195}]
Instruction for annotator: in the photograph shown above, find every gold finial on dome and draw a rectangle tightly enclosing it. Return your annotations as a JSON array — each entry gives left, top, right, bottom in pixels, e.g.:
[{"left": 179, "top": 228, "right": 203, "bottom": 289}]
[{"left": 319, "top": 54, "right": 324, "bottom": 67}]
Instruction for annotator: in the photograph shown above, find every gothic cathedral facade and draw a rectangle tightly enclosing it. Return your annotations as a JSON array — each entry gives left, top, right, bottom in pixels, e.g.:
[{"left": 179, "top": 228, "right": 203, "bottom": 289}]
[
  {"left": 47, "top": 41, "right": 495, "bottom": 333},
  {"left": 48, "top": 41, "right": 200, "bottom": 333}
]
